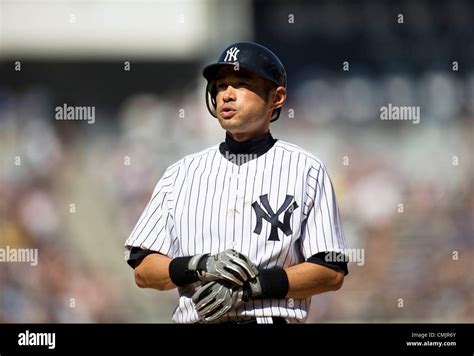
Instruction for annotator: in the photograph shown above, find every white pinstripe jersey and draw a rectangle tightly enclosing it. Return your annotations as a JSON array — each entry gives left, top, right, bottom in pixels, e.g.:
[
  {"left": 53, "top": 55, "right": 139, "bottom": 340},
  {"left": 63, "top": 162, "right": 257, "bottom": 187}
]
[{"left": 124, "top": 139, "right": 347, "bottom": 323}]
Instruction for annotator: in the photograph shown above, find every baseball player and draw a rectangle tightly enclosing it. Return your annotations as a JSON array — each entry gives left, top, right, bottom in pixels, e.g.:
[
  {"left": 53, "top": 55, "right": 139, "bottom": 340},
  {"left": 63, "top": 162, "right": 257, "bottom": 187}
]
[{"left": 124, "top": 41, "right": 349, "bottom": 324}]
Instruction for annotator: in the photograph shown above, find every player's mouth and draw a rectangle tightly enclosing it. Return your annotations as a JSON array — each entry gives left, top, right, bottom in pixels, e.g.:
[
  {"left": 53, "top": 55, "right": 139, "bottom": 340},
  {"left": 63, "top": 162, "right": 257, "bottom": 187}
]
[{"left": 219, "top": 105, "right": 237, "bottom": 119}]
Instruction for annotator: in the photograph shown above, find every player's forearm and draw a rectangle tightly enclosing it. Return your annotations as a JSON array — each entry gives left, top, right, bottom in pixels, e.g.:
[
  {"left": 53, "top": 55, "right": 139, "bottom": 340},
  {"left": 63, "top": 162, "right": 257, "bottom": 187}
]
[
  {"left": 284, "top": 262, "right": 344, "bottom": 299},
  {"left": 134, "top": 253, "right": 176, "bottom": 291}
]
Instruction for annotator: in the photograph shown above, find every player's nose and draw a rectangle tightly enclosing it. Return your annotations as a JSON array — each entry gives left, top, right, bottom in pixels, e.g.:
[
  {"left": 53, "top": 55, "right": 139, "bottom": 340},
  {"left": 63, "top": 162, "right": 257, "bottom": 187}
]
[{"left": 222, "top": 85, "right": 236, "bottom": 102}]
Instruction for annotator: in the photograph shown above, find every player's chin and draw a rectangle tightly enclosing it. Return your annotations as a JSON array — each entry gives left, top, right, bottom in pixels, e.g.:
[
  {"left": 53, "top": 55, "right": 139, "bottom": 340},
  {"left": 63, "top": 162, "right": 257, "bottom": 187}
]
[{"left": 217, "top": 114, "right": 243, "bottom": 128}]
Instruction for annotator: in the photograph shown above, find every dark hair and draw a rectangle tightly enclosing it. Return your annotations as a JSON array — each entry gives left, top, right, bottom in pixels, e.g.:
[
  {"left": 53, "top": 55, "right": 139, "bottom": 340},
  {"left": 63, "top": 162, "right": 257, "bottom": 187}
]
[
  {"left": 263, "top": 80, "right": 277, "bottom": 100},
  {"left": 263, "top": 81, "right": 278, "bottom": 120}
]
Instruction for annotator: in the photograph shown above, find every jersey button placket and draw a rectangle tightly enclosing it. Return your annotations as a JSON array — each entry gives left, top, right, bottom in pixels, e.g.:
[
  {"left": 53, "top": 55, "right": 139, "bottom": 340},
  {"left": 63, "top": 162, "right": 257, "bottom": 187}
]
[
  {"left": 227, "top": 164, "right": 239, "bottom": 250},
  {"left": 234, "top": 165, "right": 248, "bottom": 250}
]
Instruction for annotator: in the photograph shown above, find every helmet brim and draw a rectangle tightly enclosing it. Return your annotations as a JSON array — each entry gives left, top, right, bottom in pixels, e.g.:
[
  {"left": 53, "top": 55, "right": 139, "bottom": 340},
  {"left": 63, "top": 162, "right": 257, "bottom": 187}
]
[{"left": 202, "top": 62, "right": 236, "bottom": 82}]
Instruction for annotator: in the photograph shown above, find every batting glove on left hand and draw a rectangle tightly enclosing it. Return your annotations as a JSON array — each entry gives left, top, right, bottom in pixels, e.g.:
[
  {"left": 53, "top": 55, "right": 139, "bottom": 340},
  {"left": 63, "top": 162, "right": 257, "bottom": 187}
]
[
  {"left": 191, "top": 274, "right": 265, "bottom": 322},
  {"left": 192, "top": 281, "right": 250, "bottom": 322}
]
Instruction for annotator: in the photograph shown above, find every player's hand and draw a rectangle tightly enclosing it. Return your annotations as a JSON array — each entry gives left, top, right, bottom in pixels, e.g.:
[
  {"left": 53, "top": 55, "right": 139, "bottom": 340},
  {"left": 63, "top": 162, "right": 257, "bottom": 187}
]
[
  {"left": 192, "top": 281, "right": 249, "bottom": 322},
  {"left": 188, "top": 249, "right": 258, "bottom": 286}
]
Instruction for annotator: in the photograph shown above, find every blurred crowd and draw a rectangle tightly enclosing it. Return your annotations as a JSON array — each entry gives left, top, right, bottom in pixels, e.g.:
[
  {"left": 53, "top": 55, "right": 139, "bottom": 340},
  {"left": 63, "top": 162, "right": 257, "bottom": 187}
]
[
  {"left": 0, "top": 88, "right": 124, "bottom": 322},
  {"left": 0, "top": 66, "right": 472, "bottom": 322}
]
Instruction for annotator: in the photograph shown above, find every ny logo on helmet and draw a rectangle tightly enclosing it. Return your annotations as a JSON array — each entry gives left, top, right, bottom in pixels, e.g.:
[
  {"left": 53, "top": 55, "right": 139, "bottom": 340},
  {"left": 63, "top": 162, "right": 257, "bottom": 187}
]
[
  {"left": 223, "top": 47, "right": 240, "bottom": 62},
  {"left": 252, "top": 194, "right": 299, "bottom": 241}
]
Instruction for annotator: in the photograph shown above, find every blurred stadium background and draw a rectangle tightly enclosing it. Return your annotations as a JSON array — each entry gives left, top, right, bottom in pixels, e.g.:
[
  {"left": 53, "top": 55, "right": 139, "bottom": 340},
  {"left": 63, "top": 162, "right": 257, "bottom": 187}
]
[{"left": 0, "top": 0, "right": 472, "bottom": 322}]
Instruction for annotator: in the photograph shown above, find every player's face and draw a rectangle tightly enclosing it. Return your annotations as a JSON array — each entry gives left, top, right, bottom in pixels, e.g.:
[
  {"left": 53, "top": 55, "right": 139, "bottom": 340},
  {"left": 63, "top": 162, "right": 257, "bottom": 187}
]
[{"left": 214, "top": 68, "right": 274, "bottom": 140}]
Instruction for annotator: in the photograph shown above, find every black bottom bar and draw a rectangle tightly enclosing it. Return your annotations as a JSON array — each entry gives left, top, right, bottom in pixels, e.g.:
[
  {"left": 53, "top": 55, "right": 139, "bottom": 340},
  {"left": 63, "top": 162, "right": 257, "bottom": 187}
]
[{"left": 0, "top": 323, "right": 471, "bottom": 354}]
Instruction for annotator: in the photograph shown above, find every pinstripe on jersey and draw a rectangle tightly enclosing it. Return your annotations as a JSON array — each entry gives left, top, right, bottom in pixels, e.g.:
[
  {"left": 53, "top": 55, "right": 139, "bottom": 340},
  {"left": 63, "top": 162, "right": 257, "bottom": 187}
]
[{"left": 124, "top": 140, "right": 347, "bottom": 323}]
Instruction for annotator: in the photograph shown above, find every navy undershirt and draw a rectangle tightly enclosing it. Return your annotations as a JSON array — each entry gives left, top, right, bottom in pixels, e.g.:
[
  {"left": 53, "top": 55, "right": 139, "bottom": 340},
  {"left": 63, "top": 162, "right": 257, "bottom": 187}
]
[{"left": 219, "top": 131, "right": 277, "bottom": 165}]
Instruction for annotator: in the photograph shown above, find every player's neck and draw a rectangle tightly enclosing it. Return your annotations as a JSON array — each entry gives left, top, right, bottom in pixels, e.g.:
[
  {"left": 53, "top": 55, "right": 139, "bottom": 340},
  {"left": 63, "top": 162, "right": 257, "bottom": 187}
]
[
  {"left": 228, "top": 129, "right": 268, "bottom": 142},
  {"left": 219, "top": 131, "right": 277, "bottom": 165}
]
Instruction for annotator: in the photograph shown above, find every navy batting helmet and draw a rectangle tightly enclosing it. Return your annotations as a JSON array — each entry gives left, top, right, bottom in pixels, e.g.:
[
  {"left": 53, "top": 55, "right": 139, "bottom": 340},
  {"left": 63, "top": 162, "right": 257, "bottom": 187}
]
[{"left": 202, "top": 41, "right": 287, "bottom": 122}]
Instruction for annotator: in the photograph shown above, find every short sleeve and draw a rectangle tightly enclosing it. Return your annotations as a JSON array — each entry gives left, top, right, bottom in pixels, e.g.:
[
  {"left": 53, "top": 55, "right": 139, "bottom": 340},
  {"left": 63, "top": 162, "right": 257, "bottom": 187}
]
[
  {"left": 124, "top": 163, "right": 181, "bottom": 257},
  {"left": 300, "top": 163, "right": 347, "bottom": 259}
]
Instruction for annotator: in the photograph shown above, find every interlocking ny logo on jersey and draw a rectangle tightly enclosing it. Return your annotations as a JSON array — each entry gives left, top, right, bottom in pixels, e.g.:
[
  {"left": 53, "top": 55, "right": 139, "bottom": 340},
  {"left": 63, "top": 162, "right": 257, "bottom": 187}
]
[
  {"left": 252, "top": 194, "right": 299, "bottom": 241},
  {"left": 223, "top": 47, "right": 240, "bottom": 62}
]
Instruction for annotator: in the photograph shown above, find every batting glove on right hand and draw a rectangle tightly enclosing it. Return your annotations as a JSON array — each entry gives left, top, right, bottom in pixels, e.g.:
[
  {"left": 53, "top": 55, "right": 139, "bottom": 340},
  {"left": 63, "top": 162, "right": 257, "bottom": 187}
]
[{"left": 188, "top": 249, "right": 258, "bottom": 286}]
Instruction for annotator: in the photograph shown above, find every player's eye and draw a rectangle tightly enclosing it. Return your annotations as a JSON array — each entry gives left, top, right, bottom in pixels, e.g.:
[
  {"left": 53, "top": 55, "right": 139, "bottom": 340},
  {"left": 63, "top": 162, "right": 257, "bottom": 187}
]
[{"left": 217, "top": 83, "right": 228, "bottom": 90}]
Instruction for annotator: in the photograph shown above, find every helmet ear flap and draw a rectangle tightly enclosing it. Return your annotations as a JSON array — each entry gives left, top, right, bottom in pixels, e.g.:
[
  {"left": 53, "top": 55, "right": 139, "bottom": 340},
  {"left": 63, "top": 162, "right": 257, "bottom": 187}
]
[
  {"left": 270, "top": 108, "right": 281, "bottom": 122},
  {"left": 205, "top": 81, "right": 218, "bottom": 118}
]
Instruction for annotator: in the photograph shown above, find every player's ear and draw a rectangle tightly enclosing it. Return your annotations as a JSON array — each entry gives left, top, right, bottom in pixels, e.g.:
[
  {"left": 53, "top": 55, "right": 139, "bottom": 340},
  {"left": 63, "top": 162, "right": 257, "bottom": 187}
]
[{"left": 270, "top": 86, "right": 286, "bottom": 110}]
